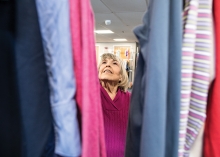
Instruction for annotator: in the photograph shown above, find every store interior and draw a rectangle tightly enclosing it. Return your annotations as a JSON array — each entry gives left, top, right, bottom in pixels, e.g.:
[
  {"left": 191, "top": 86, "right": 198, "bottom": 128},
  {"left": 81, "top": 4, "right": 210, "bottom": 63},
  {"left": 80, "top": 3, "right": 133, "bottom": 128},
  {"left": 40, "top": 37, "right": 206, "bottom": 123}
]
[
  {"left": 1, "top": 0, "right": 218, "bottom": 156},
  {"left": 91, "top": 0, "right": 148, "bottom": 85}
]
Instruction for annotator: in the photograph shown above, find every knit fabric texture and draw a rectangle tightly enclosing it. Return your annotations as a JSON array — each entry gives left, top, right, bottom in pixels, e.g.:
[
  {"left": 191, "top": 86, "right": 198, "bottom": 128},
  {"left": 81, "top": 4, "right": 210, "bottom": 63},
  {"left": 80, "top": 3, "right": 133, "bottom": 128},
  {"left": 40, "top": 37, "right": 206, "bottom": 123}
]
[{"left": 100, "top": 85, "right": 130, "bottom": 157}]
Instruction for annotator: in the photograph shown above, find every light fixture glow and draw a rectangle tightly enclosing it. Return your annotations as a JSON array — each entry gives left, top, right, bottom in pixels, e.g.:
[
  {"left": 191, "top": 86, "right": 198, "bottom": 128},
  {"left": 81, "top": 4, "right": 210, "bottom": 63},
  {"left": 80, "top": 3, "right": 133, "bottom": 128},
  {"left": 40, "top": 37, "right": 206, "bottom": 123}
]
[
  {"left": 113, "top": 38, "right": 127, "bottom": 41},
  {"left": 94, "top": 30, "right": 114, "bottom": 34}
]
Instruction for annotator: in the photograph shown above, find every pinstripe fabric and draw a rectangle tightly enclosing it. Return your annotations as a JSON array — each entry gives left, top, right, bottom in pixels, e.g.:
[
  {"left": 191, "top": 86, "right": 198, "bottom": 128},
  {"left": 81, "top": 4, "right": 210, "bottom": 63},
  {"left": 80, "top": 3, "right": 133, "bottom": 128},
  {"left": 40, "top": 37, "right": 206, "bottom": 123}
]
[
  {"left": 178, "top": 1, "right": 199, "bottom": 156},
  {"left": 179, "top": 0, "right": 212, "bottom": 156},
  {"left": 35, "top": 0, "right": 81, "bottom": 156},
  {"left": 184, "top": 0, "right": 212, "bottom": 156}
]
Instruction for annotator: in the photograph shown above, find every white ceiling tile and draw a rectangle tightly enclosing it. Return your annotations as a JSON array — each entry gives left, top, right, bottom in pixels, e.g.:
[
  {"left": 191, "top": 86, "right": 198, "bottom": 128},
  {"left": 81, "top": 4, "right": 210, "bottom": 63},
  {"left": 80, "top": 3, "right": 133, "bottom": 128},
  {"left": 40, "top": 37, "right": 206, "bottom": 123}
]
[
  {"left": 94, "top": 13, "right": 124, "bottom": 25},
  {"left": 116, "top": 12, "right": 145, "bottom": 26},
  {"left": 91, "top": 0, "right": 146, "bottom": 43},
  {"left": 96, "top": 34, "right": 121, "bottom": 39},
  {"left": 90, "top": 0, "right": 112, "bottom": 13},
  {"left": 101, "top": 0, "right": 147, "bottom": 12},
  {"left": 95, "top": 24, "right": 109, "bottom": 30},
  {"left": 94, "top": 13, "right": 128, "bottom": 33}
]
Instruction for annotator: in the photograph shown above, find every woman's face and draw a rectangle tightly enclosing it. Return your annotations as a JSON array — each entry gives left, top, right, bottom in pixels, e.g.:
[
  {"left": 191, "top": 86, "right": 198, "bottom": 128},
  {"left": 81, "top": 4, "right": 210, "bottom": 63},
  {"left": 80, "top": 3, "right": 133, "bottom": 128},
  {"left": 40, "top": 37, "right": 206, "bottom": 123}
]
[{"left": 99, "top": 57, "right": 122, "bottom": 83}]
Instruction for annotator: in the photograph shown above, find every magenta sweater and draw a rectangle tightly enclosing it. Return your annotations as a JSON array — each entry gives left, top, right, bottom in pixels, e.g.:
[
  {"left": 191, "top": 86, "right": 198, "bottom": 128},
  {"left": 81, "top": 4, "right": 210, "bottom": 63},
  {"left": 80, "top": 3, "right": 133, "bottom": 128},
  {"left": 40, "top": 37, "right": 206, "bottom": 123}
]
[{"left": 100, "top": 85, "right": 131, "bottom": 157}]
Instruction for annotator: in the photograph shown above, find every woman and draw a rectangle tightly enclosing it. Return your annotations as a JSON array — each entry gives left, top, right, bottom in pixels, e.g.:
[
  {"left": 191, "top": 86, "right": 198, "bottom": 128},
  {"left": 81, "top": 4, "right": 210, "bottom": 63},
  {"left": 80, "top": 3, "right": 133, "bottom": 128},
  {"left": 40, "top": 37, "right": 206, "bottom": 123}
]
[{"left": 98, "top": 53, "right": 131, "bottom": 157}]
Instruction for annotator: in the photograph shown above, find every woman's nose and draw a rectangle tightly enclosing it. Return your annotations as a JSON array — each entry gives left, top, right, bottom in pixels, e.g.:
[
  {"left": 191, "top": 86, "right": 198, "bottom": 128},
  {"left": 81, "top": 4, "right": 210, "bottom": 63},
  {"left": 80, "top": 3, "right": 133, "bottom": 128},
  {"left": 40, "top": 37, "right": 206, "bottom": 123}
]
[{"left": 105, "top": 61, "right": 111, "bottom": 67}]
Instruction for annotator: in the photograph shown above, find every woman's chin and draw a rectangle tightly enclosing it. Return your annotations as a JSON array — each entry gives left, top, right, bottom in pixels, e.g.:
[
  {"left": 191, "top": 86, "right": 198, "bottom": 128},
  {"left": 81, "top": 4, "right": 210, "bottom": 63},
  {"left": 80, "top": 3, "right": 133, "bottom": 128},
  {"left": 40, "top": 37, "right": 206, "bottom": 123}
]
[{"left": 100, "top": 79, "right": 118, "bottom": 83}]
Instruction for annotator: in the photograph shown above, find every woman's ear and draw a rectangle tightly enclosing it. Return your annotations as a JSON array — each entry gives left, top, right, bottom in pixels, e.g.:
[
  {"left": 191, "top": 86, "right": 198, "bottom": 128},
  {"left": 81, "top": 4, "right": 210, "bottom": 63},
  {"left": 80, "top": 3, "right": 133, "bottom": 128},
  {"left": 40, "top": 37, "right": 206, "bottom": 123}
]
[{"left": 119, "top": 77, "right": 122, "bottom": 83}]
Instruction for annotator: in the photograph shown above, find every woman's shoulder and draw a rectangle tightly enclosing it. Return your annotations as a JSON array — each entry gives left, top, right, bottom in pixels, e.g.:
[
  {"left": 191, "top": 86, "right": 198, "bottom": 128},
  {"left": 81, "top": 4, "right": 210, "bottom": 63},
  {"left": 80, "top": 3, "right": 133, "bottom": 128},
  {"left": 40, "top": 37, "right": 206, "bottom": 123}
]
[
  {"left": 120, "top": 90, "right": 131, "bottom": 99},
  {"left": 120, "top": 91, "right": 131, "bottom": 106},
  {"left": 126, "top": 91, "right": 131, "bottom": 97}
]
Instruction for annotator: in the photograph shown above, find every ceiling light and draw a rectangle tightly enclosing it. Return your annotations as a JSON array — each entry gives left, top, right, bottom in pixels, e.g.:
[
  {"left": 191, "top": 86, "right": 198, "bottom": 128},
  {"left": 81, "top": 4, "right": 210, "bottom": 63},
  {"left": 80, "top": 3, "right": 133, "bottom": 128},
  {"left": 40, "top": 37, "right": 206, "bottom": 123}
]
[
  {"left": 113, "top": 38, "right": 127, "bottom": 41},
  {"left": 105, "top": 20, "right": 111, "bottom": 25},
  {"left": 94, "top": 30, "right": 114, "bottom": 34}
]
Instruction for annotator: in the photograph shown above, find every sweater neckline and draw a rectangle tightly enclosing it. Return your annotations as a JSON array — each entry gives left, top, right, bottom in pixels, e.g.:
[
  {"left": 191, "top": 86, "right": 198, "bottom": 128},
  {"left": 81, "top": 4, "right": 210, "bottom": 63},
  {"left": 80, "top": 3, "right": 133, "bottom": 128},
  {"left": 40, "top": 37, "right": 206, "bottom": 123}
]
[{"left": 100, "top": 84, "right": 121, "bottom": 110}]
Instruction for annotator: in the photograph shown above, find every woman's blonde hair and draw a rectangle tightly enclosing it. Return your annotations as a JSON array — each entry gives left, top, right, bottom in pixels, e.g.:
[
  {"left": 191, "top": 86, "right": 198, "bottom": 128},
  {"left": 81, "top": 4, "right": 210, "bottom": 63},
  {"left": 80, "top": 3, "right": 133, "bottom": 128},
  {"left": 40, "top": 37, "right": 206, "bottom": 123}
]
[{"left": 98, "top": 53, "right": 129, "bottom": 92}]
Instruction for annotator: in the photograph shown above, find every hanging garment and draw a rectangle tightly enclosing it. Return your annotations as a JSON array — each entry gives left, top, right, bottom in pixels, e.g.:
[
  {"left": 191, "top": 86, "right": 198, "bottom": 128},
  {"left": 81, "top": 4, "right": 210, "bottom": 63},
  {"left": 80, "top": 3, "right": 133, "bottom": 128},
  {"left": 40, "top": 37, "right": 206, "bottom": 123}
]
[
  {"left": 186, "top": 0, "right": 214, "bottom": 156},
  {"left": 14, "top": 0, "right": 53, "bottom": 156},
  {"left": 100, "top": 85, "right": 130, "bottom": 157},
  {"left": 188, "top": 125, "right": 204, "bottom": 157},
  {"left": 0, "top": 1, "right": 22, "bottom": 156},
  {"left": 165, "top": 0, "right": 182, "bottom": 156},
  {"left": 42, "top": 126, "right": 55, "bottom": 157},
  {"left": 178, "top": 0, "right": 199, "bottom": 156},
  {"left": 35, "top": 1, "right": 81, "bottom": 156},
  {"left": 179, "top": 0, "right": 213, "bottom": 156},
  {"left": 69, "top": 0, "right": 106, "bottom": 156},
  {"left": 203, "top": 0, "right": 220, "bottom": 156},
  {"left": 125, "top": 0, "right": 182, "bottom": 156},
  {"left": 188, "top": 28, "right": 215, "bottom": 156}
]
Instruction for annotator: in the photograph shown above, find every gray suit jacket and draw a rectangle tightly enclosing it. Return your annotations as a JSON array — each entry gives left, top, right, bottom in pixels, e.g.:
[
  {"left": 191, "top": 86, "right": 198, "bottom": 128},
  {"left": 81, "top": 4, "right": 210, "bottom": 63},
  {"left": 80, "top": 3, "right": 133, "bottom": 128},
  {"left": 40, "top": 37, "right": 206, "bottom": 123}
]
[{"left": 125, "top": 0, "right": 182, "bottom": 156}]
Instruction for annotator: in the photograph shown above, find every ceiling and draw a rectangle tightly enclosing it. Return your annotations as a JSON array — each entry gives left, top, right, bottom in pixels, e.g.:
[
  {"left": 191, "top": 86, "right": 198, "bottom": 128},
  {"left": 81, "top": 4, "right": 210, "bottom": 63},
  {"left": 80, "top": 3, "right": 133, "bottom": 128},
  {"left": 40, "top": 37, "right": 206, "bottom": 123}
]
[{"left": 90, "top": 0, "right": 148, "bottom": 43}]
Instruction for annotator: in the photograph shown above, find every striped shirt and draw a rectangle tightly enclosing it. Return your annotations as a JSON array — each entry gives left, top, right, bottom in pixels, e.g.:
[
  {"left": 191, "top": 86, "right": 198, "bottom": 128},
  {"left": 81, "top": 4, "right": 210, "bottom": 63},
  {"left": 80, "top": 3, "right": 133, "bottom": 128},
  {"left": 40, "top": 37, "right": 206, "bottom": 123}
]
[{"left": 179, "top": 0, "right": 212, "bottom": 156}]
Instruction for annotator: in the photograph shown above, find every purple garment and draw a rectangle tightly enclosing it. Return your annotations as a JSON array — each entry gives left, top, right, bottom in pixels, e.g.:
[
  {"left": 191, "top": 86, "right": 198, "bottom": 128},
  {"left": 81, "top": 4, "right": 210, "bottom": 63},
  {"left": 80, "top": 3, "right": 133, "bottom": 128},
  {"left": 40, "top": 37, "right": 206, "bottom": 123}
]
[{"left": 100, "top": 85, "right": 130, "bottom": 157}]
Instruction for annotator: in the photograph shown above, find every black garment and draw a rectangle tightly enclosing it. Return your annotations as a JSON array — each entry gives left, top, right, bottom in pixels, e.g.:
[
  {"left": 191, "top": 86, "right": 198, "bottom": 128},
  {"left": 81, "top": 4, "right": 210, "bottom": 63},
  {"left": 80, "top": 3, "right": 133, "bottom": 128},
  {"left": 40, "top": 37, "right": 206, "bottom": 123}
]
[
  {"left": 0, "top": 1, "right": 22, "bottom": 156},
  {"left": 42, "top": 126, "right": 55, "bottom": 157},
  {"left": 14, "top": 0, "right": 53, "bottom": 156}
]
